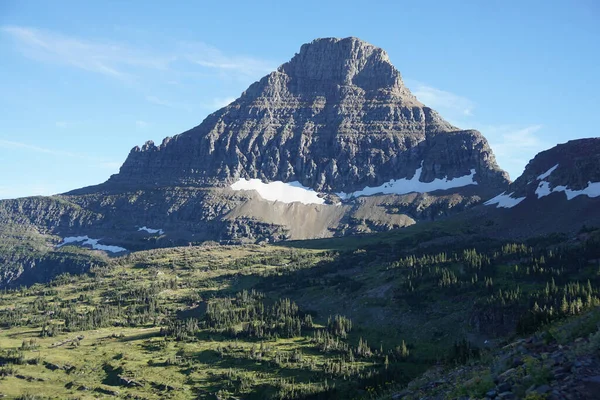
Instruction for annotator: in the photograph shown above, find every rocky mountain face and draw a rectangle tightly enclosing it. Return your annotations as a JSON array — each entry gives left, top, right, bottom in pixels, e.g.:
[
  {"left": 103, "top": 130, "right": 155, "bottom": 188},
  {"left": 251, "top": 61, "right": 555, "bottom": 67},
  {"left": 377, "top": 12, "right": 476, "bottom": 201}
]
[
  {"left": 1, "top": 37, "right": 516, "bottom": 265},
  {"left": 93, "top": 37, "right": 508, "bottom": 194}
]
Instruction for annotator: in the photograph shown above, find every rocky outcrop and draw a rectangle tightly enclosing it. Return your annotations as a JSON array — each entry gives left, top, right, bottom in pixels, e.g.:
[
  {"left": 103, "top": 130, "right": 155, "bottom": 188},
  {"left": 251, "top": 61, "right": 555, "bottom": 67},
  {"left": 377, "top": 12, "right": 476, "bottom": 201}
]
[
  {"left": 391, "top": 322, "right": 600, "bottom": 400},
  {"left": 96, "top": 37, "right": 508, "bottom": 194}
]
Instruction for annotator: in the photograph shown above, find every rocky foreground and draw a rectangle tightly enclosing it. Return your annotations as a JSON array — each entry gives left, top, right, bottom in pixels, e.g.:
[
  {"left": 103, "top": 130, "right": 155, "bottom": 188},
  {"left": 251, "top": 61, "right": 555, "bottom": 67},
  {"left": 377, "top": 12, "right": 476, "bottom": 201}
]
[{"left": 389, "top": 310, "right": 600, "bottom": 400}]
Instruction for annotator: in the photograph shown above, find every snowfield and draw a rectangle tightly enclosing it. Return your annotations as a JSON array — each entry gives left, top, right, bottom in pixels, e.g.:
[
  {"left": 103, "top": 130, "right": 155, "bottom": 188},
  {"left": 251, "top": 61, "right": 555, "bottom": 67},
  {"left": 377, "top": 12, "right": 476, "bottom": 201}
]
[
  {"left": 230, "top": 179, "right": 326, "bottom": 205},
  {"left": 537, "top": 164, "right": 559, "bottom": 180},
  {"left": 57, "top": 236, "right": 127, "bottom": 253},
  {"left": 484, "top": 192, "right": 526, "bottom": 209},
  {"left": 535, "top": 163, "right": 600, "bottom": 200},
  {"left": 230, "top": 165, "right": 479, "bottom": 204},
  {"left": 535, "top": 181, "right": 553, "bottom": 198},
  {"left": 138, "top": 226, "right": 164, "bottom": 235},
  {"left": 536, "top": 181, "right": 600, "bottom": 200},
  {"left": 337, "top": 166, "right": 478, "bottom": 200}
]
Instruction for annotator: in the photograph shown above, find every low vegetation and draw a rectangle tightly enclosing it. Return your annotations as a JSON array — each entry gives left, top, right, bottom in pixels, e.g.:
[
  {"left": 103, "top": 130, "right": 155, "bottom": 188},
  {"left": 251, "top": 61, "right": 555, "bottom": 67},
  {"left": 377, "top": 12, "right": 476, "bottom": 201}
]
[{"left": 1, "top": 226, "right": 599, "bottom": 398}]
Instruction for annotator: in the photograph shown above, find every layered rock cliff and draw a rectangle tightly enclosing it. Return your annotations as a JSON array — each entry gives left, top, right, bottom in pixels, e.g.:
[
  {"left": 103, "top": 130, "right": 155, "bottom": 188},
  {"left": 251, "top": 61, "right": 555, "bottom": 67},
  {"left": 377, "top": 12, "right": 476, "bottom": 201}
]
[{"left": 99, "top": 37, "right": 508, "bottom": 194}]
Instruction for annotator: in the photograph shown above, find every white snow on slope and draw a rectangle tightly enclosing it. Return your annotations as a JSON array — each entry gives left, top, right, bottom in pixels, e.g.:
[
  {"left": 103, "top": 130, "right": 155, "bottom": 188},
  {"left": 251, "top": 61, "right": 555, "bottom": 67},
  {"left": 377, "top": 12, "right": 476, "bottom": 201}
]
[
  {"left": 484, "top": 192, "right": 526, "bottom": 208},
  {"left": 535, "top": 181, "right": 552, "bottom": 198},
  {"left": 337, "top": 166, "right": 478, "bottom": 200},
  {"left": 536, "top": 181, "right": 600, "bottom": 200},
  {"left": 57, "top": 236, "right": 127, "bottom": 253},
  {"left": 138, "top": 226, "right": 164, "bottom": 235},
  {"left": 537, "top": 164, "right": 559, "bottom": 180},
  {"left": 230, "top": 179, "right": 325, "bottom": 205}
]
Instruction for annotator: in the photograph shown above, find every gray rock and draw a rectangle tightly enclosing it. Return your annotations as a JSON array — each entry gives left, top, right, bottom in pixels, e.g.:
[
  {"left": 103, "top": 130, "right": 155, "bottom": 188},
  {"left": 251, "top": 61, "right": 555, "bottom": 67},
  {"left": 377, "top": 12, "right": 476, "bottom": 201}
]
[
  {"left": 497, "top": 382, "right": 512, "bottom": 392},
  {"left": 109, "top": 37, "right": 508, "bottom": 194},
  {"left": 498, "top": 392, "right": 515, "bottom": 399},
  {"left": 391, "top": 389, "right": 411, "bottom": 399},
  {"left": 536, "top": 384, "right": 552, "bottom": 394}
]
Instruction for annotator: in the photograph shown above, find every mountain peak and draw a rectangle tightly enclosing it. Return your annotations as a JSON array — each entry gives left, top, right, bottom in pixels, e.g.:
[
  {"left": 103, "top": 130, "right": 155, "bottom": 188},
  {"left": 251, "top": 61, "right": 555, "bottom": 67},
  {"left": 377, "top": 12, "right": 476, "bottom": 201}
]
[
  {"left": 269, "top": 37, "right": 419, "bottom": 103},
  {"left": 92, "top": 37, "right": 508, "bottom": 194}
]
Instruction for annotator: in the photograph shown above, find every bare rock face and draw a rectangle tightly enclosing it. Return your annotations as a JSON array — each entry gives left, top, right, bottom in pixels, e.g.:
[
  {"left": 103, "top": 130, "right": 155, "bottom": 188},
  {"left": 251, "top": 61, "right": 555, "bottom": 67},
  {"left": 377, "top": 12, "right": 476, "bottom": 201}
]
[{"left": 104, "top": 37, "right": 508, "bottom": 193}]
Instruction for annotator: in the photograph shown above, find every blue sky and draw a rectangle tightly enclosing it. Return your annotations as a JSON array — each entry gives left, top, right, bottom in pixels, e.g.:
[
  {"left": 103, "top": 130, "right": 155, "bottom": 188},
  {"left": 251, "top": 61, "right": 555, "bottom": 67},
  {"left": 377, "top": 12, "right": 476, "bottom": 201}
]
[{"left": 1, "top": 0, "right": 598, "bottom": 199}]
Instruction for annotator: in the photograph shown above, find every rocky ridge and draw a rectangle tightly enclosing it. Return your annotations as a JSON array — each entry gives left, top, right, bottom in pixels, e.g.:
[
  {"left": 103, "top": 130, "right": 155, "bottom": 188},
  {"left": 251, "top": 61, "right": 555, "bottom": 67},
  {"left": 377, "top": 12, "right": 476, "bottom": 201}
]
[
  {"left": 476, "top": 138, "right": 600, "bottom": 238},
  {"left": 510, "top": 138, "right": 600, "bottom": 199}
]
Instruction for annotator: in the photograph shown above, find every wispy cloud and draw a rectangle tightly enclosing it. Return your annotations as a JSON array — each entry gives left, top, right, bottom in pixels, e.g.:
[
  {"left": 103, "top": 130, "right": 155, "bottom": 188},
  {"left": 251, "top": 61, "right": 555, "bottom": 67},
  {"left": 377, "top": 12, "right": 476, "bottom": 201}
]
[
  {"left": 145, "top": 95, "right": 196, "bottom": 111},
  {"left": 202, "top": 96, "right": 236, "bottom": 111},
  {"left": 0, "top": 138, "right": 81, "bottom": 158},
  {"left": 179, "top": 42, "right": 275, "bottom": 78},
  {"left": 409, "top": 81, "right": 475, "bottom": 117},
  {"left": 0, "top": 138, "right": 120, "bottom": 167},
  {"left": 2, "top": 26, "right": 172, "bottom": 82},
  {"left": 99, "top": 161, "right": 122, "bottom": 170},
  {"left": 483, "top": 124, "right": 547, "bottom": 180},
  {"left": 2, "top": 25, "right": 274, "bottom": 83},
  {"left": 135, "top": 120, "right": 150, "bottom": 128},
  {"left": 0, "top": 184, "right": 60, "bottom": 200},
  {"left": 405, "top": 80, "right": 547, "bottom": 180},
  {"left": 55, "top": 121, "right": 73, "bottom": 128}
]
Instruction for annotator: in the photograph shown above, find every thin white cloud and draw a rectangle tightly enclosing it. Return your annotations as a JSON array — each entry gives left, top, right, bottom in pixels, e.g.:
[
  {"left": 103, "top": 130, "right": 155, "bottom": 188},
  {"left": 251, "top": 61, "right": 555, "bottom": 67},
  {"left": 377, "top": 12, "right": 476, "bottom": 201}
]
[
  {"left": 55, "top": 121, "right": 73, "bottom": 128},
  {"left": 203, "top": 96, "right": 236, "bottom": 111},
  {"left": 179, "top": 41, "right": 275, "bottom": 78},
  {"left": 484, "top": 124, "right": 547, "bottom": 180},
  {"left": 0, "top": 138, "right": 80, "bottom": 158},
  {"left": 0, "top": 184, "right": 60, "bottom": 200},
  {"left": 410, "top": 81, "right": 475, "bottom": 117},
  {"left": 2, "top": 25, "right": 274, "bottom": 83},
  {"left": 2, "top": 26, "right": 173, "bottom": 81},
  {"left": 0, "top": 138, "right": 120, "bottom": 166},
  {"left": 405, "top": 81, "right": 546, "bottom": 180},
  {"left": 135, "top": 120, "right": 150, "bottom": 128},
  {"left": 145, "top": 95, "right": 195, "bottom": 111},
  {"left": 100, "top": 161, "right": 122, "bottom": 170}
]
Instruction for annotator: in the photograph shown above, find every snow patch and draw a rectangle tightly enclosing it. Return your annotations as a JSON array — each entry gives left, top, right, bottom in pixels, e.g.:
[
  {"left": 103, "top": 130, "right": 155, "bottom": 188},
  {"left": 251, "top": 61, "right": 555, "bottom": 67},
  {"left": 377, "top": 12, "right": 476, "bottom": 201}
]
[
  {"left": 337, "top": 165, "right": 478, "bottom": 200},
  {"left": 535, "top": 181, "right": 552, "bottom": 198},
  {"left": 138, "top": 226, "right": 164, "bottom": 235},
  {"left": 537, "top": 164, "right": 559, "bottom": 180},
  {"left": 230, "top": 179, "right": 325, "bottom": 205},
  {"left": 484, "top": 192, "right": 526, "bottom": 209},
  {"left": 57, "top": 236, "right": 127, "bottom": 253},
  {"left": 536, "top": 181, "right": 600, "bottom": 200}
]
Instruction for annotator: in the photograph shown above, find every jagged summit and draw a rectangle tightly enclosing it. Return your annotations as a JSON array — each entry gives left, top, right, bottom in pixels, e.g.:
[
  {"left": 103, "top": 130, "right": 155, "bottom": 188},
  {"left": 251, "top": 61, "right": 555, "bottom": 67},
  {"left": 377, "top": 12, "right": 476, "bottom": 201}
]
[{"left": 95, "top": 37, "right": 507, "bottom": 194}]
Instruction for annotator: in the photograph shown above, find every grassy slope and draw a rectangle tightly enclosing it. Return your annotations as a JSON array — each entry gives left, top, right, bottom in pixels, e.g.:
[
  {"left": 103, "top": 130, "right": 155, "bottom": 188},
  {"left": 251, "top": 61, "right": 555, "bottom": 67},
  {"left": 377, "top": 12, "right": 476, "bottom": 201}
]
[{"left": 1, "top": 224, "right": 600, "bottom": 398}]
